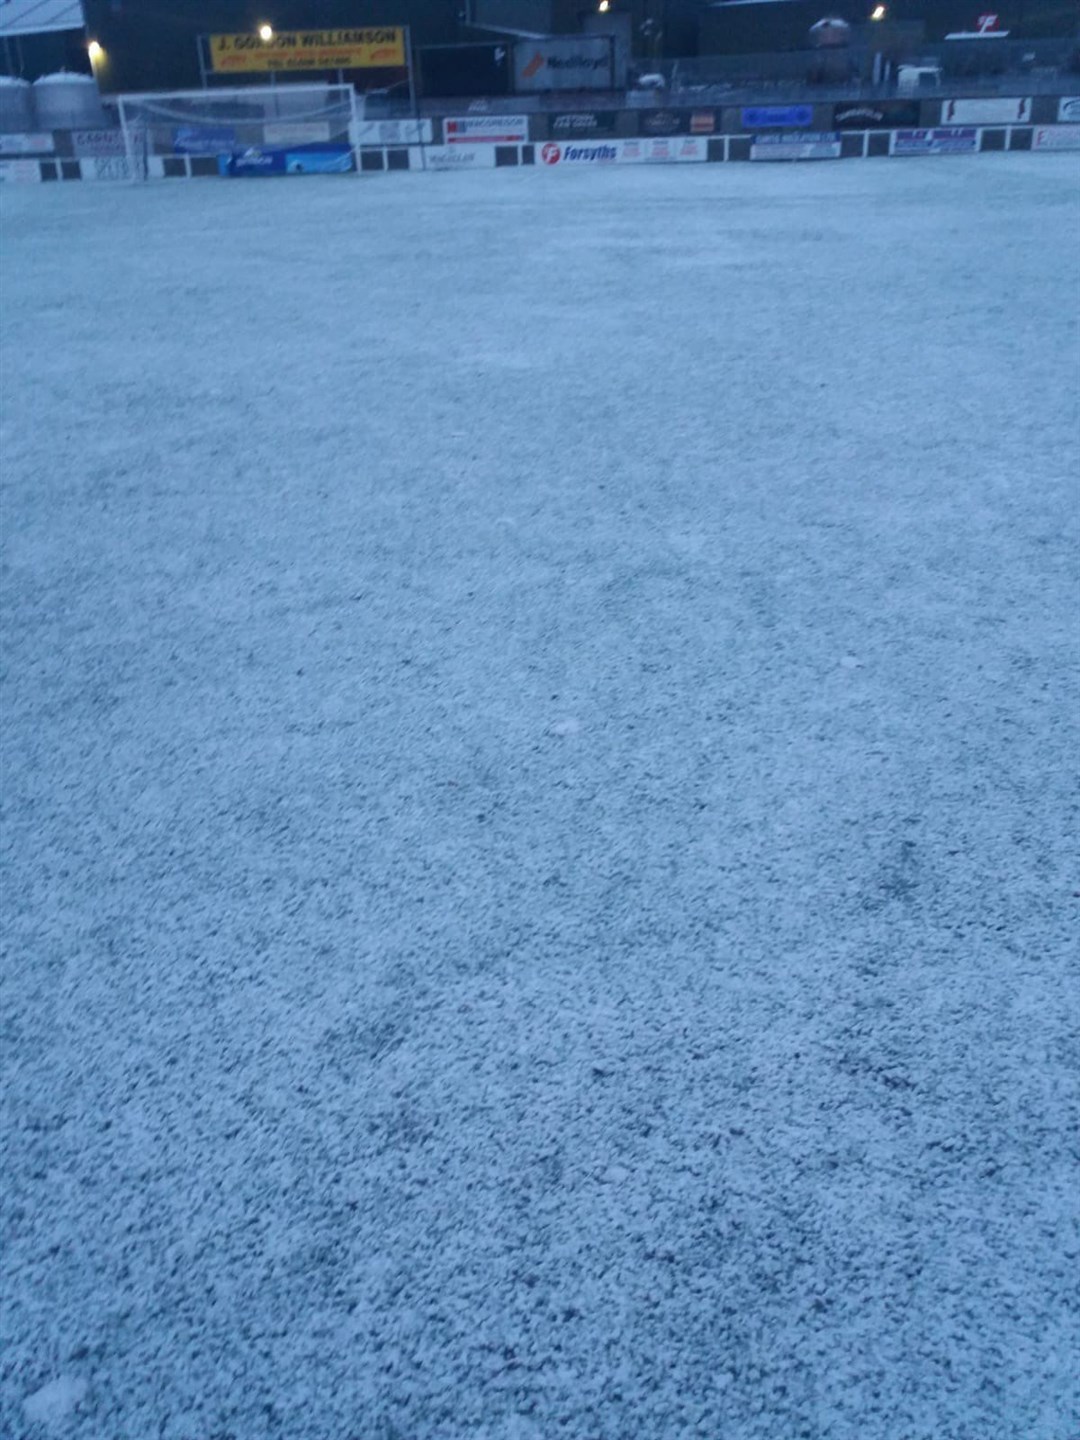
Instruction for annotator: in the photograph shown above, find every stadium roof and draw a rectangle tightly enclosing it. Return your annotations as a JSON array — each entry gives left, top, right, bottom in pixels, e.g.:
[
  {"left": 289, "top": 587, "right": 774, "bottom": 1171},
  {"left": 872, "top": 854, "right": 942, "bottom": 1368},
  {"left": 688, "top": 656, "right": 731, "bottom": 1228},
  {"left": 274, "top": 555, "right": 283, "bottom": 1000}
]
[{"left": 0, "top": 0, "right": 84, "bottom": 38}]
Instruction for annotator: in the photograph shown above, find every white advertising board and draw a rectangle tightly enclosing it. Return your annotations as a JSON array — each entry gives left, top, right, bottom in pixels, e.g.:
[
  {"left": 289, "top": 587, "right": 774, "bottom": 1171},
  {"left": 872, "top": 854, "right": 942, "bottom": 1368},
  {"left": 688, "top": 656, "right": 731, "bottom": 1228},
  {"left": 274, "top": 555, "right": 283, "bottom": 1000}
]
[
  {"left": 352, "top": 119, "right": 432, "bottom": 146},
  {"left": 617, "top": 136, "right": 708, "bottom": 163},
  {"left": 1032, "top": 126, "right": 1080, "bottom": 151},
  {"left": 423, "top": 145, "right": 498, "bottom": 170},
  {"left": 0, "top": 133, "right": 54, "bottom": 156},
  {"left": 750, "top": 133, "right": 842, "bottom": 161},
  {"left": 939, "top": 97, "right": 1031, "bottom": 124},
  {"left": 71, "top": 129, "right": 126, "bottom": 158},
  {"left": 0, "top": 159, "right": 42, "bottom": 182}
]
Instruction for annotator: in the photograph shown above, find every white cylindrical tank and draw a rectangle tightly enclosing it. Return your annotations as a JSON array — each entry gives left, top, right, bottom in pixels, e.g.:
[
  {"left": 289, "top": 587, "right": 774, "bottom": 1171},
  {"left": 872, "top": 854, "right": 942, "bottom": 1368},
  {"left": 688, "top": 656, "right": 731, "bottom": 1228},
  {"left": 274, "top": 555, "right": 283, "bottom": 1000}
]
[
  {"left": 0, "top": 76, "right": 35, "bottom": 133},
  {"left": 32, "top": 72, "right": 106, "bottom": 131}
]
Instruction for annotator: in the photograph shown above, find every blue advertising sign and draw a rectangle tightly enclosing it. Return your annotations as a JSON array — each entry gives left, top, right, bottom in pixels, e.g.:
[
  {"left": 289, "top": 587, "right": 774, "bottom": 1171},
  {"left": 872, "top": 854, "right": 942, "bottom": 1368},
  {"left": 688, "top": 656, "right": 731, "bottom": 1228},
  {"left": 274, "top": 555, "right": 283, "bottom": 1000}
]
[
  {"left": 284, "top": 147, "right": 353, "bottom": 173},
  {"left": 218, "top": 145, "right": 354, "bottom": 176},
  {"left": 741, "top": 105, "right": 813, "bottom": 130},
  {"left": 893, "top": 128, "right": 978, "bottom": 155},
  {"left": 174, "top": 125, "right": 236, "bottom": 155},
  {"left": 218, "top": 147, "right": 286, "bottom": 176}
]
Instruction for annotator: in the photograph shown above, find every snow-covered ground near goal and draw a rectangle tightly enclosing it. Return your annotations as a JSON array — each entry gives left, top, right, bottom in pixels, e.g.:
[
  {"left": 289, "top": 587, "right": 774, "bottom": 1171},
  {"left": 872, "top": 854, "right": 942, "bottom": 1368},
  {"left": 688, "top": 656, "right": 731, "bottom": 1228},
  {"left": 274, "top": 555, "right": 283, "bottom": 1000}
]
[{"left": 2, "top": 155, "right": 1078, "bottom": 1440}]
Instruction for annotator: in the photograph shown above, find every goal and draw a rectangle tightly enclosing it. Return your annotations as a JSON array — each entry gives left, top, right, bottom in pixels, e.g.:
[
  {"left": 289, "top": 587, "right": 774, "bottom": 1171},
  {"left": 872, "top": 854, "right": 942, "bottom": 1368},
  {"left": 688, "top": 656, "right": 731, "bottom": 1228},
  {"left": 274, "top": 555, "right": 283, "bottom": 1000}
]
[{"left": 116, "top": 84, "right": 361, "bottom": 180}]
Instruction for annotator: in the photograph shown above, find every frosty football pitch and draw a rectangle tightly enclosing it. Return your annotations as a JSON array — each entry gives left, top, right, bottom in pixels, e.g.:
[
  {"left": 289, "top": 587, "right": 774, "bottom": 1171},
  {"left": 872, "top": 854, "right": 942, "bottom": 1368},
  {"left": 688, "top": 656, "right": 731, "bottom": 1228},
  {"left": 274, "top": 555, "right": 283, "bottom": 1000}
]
[{"left": 2, "top": 156, "right": 1078, "bottom": 1439}]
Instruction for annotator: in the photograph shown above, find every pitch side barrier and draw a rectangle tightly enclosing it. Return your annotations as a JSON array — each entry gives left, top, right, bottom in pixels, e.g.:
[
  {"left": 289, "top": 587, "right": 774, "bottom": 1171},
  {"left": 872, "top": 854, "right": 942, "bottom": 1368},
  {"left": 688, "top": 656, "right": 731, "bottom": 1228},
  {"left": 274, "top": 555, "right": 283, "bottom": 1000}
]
[{"left": 2, "top": 95, "right": 1078, "bottom": 182}]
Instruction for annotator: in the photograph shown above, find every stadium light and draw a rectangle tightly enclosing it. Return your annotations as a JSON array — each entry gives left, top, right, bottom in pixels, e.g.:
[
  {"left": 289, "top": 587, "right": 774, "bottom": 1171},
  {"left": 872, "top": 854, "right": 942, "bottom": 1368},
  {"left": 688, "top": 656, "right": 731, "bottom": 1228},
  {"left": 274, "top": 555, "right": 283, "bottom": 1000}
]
[
  {"left": 87, "top": 40, "right": 104, "bottom": 63},
  {"left": 598, "top": 0, "right": 610, "bottom": 10},
  {"left": 258, "top": 23, "right": 274, "bottom": 42},
  {"left": 870, "top": 4, "right": 887, "bottom": 17}
]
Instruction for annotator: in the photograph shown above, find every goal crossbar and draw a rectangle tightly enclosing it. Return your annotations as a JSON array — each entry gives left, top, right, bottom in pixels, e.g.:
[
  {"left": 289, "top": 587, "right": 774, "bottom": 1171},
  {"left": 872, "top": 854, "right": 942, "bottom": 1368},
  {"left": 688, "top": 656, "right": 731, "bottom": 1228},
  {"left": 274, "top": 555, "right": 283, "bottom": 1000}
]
[{"left": 116, "top": 84, "right": 352, "bottom": 104}]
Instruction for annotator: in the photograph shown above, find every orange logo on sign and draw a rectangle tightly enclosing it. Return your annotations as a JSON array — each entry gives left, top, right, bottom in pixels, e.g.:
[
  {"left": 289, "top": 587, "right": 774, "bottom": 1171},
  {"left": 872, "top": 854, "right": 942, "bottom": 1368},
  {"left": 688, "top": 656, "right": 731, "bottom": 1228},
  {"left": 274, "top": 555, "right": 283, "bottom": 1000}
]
[{"left": 522, "top": 52, "right": 545, "bottom": 79}]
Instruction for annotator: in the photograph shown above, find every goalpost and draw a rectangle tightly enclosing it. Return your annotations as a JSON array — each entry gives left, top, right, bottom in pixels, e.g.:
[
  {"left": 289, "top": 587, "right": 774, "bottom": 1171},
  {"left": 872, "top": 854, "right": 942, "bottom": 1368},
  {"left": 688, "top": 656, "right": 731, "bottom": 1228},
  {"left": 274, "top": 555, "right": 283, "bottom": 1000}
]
[{"left": 116, "top": 84, "right": 361, "bottom": 180}]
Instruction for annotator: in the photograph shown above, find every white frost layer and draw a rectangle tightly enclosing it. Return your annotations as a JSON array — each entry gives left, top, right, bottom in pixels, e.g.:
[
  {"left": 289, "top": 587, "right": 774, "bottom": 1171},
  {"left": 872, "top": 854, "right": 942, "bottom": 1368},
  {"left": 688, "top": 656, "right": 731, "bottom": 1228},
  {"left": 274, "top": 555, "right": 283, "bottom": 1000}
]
[{"left": 1, "top": 156, "right": 1078, "bottom": 1440}]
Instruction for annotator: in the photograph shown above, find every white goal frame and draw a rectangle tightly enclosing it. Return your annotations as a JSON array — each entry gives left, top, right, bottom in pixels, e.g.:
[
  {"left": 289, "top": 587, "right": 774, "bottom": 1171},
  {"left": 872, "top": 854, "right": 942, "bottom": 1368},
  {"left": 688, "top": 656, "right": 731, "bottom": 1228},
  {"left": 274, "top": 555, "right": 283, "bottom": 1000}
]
[{"left": 116, "top": 84, "right": 362, "bottom": 181}]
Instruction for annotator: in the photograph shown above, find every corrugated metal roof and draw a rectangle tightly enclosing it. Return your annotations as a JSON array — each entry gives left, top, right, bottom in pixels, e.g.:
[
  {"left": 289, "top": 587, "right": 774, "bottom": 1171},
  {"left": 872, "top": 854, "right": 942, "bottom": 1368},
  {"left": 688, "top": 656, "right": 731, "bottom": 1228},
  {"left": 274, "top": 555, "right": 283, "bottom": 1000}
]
[{"left": 0, "top": 0, "right": 85, "bottom": 38}]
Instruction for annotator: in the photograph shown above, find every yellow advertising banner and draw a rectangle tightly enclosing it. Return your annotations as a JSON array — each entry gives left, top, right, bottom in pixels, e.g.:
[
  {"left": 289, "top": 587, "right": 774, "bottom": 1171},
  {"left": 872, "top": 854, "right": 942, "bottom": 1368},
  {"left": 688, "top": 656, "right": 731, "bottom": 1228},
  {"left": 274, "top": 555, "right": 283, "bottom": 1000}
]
[{"left": 210, "top": 29, "right": 405, "bottom": 73}]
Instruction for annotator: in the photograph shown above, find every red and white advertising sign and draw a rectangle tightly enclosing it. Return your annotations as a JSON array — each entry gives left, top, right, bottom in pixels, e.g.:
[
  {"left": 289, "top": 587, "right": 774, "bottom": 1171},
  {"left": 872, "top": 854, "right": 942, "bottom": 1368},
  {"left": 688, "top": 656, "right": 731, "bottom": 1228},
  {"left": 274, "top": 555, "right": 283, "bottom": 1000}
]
[
  {"left": 444, "top": 115, "right": 529, "bottom": 145},
  {"left": 541, "top": 138, "right": 707, "bottom": 166}
]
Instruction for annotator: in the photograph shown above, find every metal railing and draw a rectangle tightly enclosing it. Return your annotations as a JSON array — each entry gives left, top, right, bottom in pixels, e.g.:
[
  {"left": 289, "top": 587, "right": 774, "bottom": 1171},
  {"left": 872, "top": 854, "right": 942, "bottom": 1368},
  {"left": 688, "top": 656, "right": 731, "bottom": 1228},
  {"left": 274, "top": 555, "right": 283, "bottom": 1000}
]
[
  {"left": 339, "top": 38, "right": 1075, "bottom": 116},
  {"left": 378, "top": 66, "right": 1075, "bottom": 118}
]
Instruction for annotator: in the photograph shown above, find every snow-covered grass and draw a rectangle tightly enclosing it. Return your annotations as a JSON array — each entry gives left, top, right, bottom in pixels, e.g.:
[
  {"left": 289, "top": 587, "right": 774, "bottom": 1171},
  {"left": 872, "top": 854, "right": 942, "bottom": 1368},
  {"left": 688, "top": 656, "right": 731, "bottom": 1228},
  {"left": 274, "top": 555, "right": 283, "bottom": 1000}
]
[{"left": 2, "top": 155, "right": 1078, "bottom": 1440}]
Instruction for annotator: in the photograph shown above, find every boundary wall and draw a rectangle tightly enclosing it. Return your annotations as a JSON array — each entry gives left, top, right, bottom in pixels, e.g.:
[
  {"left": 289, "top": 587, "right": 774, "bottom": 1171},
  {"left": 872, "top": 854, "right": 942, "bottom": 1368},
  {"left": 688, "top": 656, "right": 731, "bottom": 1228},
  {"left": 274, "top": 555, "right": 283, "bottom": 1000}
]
[{"left": 2, "top": 95, "right": 1078, "bottom": 181}]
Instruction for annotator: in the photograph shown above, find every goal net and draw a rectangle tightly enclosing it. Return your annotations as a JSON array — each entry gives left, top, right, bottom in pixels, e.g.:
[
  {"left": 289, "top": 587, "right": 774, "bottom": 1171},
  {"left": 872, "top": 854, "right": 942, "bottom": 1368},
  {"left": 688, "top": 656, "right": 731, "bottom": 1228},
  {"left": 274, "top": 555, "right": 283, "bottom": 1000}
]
[{"left": 116, "top": 84, "right": 360, "bottom": 179}]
